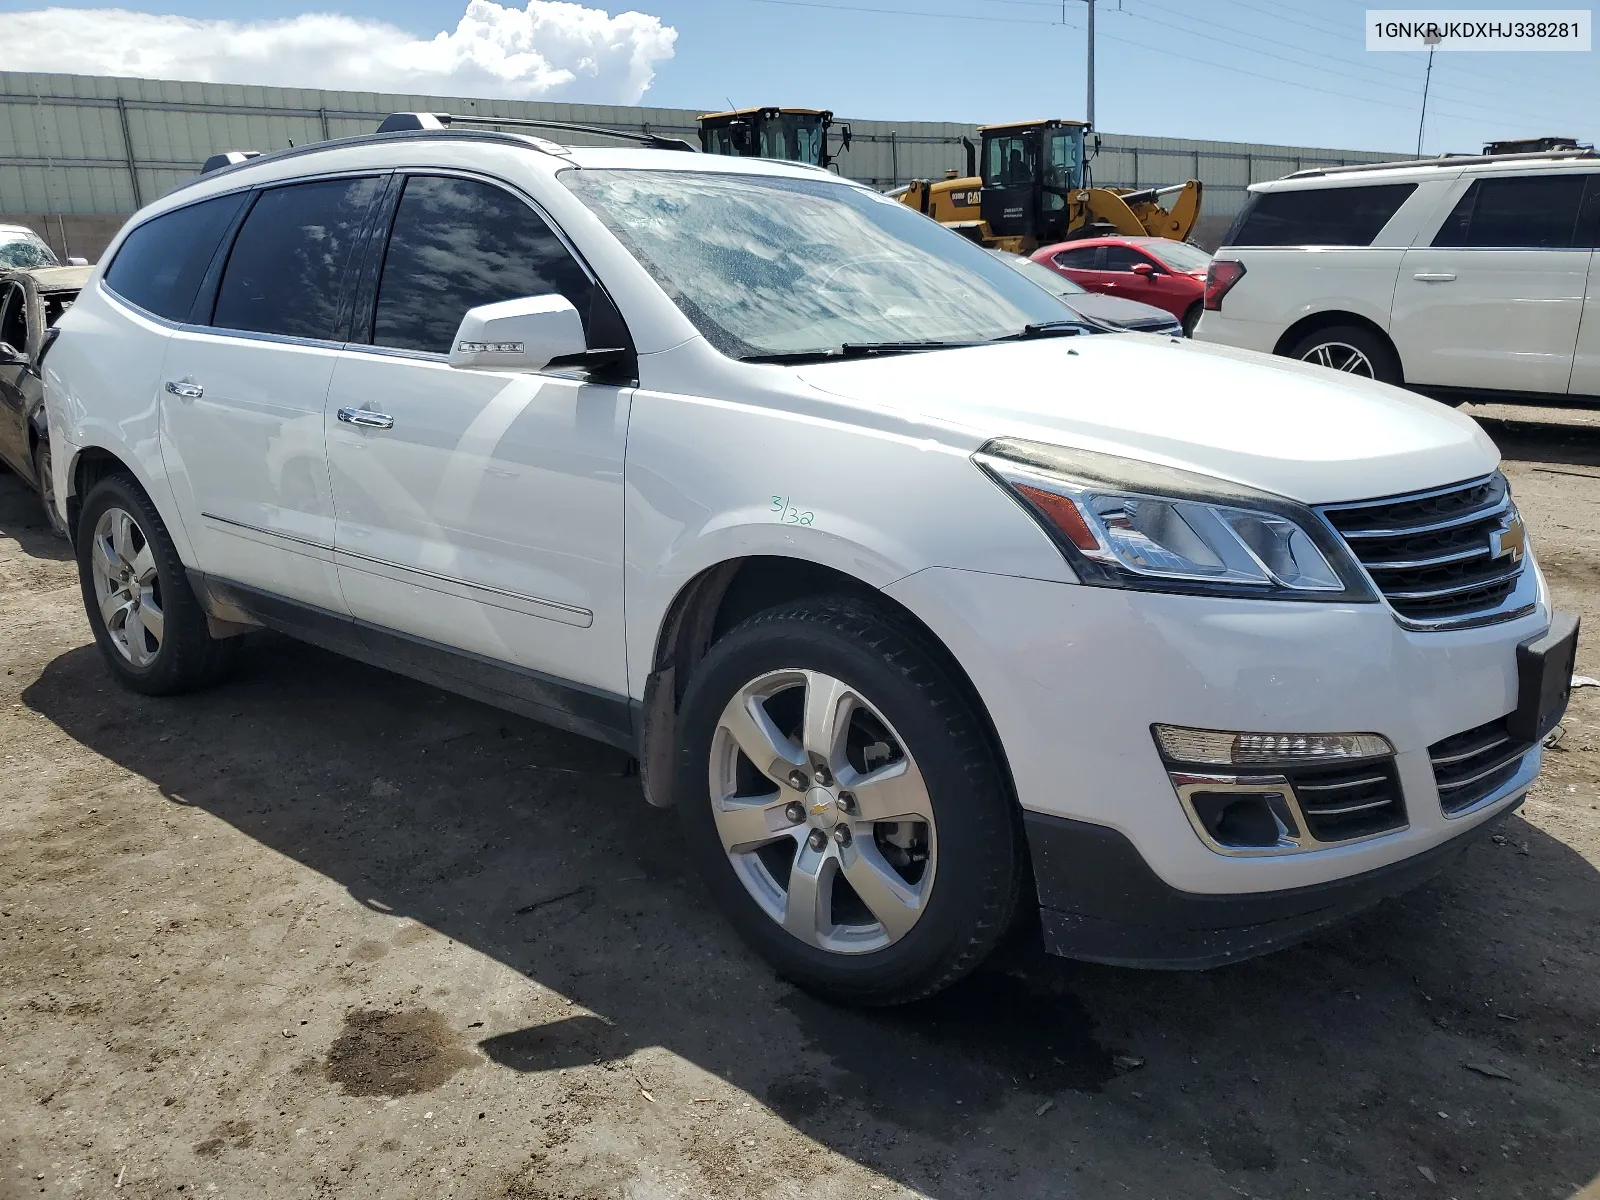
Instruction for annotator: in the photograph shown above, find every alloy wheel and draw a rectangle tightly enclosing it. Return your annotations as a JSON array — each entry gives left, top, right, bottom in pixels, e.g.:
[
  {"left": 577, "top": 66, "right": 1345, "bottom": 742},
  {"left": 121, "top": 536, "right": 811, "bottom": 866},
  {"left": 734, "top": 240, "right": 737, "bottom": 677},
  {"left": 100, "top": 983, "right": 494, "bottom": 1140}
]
[
  {"left": 1300, "top": 340, "right": 1375, "bottom": 376},
  {"left": 89, "top": 507, "right": 164, "bottom": 667},
  {"left": 709, "top": 668, "right": 937, "bottom": 955}
]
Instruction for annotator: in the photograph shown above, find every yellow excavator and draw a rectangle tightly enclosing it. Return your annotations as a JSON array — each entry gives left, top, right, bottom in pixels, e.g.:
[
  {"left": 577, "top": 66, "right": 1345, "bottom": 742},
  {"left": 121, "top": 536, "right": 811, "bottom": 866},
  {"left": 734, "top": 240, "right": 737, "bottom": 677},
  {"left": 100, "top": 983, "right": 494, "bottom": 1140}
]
[
  {"left": 894, "top": 119, "right": 1203, "bottom": 252},
  {"left": 697, "top": 107, "right": 852, "bottom": 169}
]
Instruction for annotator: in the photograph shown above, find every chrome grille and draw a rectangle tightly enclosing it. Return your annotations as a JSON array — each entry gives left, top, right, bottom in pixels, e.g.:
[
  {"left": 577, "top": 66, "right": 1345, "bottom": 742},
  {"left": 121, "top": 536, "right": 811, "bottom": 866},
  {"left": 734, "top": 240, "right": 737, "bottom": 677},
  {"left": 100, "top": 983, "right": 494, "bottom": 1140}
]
[
  {"left": 1429, "top": 718, "right": 1534, "bottom": 814},
  {"left": 1321, "top": 474, "right": 1525, "bottom": 624}
]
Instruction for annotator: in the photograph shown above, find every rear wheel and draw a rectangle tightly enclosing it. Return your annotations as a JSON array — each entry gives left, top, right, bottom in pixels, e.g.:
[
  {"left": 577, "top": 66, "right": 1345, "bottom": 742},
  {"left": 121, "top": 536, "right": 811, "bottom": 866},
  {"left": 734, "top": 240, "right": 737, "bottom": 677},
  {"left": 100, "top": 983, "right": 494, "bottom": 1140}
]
[
  {"left": 675, "top": 597, "right": 1023, "bottom": 1006},
  {"left": 1285, "top": 324, "right": 1401, "bottom": 385},
  {"left": 32, "top": 438, "right": 66, "bottom": 539},
  {"left": 77, "top": 473, "right": 239, "bottom": 695}
]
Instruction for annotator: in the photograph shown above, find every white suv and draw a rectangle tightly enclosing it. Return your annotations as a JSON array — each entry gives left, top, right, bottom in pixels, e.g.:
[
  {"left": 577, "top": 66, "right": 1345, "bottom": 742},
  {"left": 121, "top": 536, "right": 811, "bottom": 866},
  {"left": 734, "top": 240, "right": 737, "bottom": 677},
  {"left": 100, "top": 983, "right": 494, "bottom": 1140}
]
[
  {"left": 1195, "top": 151, "right": 1600, "bottom": 403},
  {"left": 44, "top": 119, "right": 1578, "bottom": 1004}
]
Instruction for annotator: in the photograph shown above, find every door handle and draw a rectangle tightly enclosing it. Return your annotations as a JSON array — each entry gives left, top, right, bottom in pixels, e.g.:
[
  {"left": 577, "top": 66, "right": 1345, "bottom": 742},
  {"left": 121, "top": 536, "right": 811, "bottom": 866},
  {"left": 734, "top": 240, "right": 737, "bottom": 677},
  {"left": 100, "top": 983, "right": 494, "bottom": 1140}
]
[
  {"left": 164, "top": 380, "right": 203, "bottom": 400},
  {"left": 1413, "top": 272, "right": 1457, "bottom": 282},
  {"left": 337, "top": 407, "right": 395, "bottom": 430}
]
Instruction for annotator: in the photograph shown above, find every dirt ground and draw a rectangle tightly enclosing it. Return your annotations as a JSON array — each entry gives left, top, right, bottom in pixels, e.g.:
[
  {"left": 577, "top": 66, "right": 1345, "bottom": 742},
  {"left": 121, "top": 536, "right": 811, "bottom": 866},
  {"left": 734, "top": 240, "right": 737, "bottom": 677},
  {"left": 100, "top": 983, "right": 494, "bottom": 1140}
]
[{"left": 2, "top": 402, "right": 1597, "bottom": 1200}]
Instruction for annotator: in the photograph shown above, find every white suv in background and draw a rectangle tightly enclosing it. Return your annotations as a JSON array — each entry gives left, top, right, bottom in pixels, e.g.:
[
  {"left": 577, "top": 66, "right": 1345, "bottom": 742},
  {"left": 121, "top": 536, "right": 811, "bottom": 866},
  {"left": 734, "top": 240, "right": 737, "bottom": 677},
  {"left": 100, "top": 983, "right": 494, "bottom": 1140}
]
[
  {"left": 44, "top": 119, "right": 1577, "bottom": 1005},
  {"left": 1195, "top": 150, "right": 1600, "bottom": 404}
]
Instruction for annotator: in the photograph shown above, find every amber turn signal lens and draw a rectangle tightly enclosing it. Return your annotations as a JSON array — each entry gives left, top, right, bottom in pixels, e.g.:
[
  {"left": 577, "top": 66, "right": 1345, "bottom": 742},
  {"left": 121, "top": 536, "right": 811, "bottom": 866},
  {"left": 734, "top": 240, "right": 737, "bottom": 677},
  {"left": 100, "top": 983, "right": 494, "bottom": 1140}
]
[{"left": 1015, "top": 483, "right": 1099, "bottom": 552}]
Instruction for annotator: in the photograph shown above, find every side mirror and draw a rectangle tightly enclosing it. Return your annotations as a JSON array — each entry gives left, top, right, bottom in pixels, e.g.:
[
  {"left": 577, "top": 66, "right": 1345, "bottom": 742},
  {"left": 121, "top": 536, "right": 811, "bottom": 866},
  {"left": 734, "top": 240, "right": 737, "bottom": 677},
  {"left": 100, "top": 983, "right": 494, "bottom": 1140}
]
[
  {"left": 1130, "top": 262, "right": 1156, "bottom": 279},
  {"left": 447, "top": 294, "right": 586, "bottom": 373},
  {"left": 67, "top": 256, "right": 89, "bottom": 266},
  {"left": 839, "top": 123, "right": 853, "bottom": 153}
]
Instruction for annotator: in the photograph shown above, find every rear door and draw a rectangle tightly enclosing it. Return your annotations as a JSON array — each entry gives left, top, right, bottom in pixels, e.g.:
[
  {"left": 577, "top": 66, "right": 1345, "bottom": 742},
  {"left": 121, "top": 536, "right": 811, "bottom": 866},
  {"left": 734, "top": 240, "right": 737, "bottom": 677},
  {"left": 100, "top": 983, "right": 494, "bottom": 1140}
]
[
  {"left": 159, "top": 174, "right": 384, "bottom": 612},
  {"left": 1047, "top": 245, "right": 1100, "bottom": 289},
  {"left": 1566, "top": 174, "right": 1600, "bottom": 397},
  {"left": 1391, "top": 171, "right": 1591, "bottom": 394}
]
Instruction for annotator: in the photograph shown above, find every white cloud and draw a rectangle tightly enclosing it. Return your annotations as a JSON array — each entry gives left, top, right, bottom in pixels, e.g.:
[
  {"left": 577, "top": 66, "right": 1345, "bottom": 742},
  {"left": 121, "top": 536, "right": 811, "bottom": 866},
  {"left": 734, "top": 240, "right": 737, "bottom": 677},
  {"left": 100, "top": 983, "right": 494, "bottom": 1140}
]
[{"left": 0, "top": 1, "right": 678, "bottom": 104}]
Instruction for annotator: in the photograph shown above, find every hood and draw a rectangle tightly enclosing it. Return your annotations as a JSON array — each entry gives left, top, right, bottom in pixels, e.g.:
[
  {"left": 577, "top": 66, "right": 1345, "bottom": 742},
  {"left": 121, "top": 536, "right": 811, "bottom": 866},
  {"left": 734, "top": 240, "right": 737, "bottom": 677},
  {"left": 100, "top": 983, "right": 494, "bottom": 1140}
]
[
  {"left": 1061, "top": 292, "right": 1180, "bottom": 330},
  {"left": 794, "top": 334, "right": 1498, "bottom": 505}
]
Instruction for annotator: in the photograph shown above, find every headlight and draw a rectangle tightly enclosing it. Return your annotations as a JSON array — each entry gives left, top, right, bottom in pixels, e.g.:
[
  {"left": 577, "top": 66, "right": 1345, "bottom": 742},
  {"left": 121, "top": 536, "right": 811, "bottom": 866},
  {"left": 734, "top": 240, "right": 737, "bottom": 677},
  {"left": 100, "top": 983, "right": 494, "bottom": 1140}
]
[{"left": 976, "top": 438, "right": 1375, "bottom": 601}]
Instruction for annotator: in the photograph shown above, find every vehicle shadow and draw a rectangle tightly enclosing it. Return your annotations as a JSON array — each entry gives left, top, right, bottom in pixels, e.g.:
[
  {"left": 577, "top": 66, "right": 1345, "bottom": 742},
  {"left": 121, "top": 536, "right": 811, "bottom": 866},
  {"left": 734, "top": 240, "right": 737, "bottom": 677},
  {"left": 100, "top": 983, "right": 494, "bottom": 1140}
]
[
  {"left": 21, "top": 637, "right": 1600, "bottom": 1199},
  {"left": 0, "top": 465, "right": 71, "bottom": 562},
  {"left": 1476, "top": 411, "right": 1600, "bottom": 469}
]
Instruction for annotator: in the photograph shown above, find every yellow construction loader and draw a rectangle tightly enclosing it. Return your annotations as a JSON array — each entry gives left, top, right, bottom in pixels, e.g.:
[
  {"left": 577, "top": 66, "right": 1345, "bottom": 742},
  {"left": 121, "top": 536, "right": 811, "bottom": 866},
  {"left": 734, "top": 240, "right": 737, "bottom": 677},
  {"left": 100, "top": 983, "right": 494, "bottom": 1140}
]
[
  {"left": 697, "top": 107, "right": 851, "bottom": 169},
  {"left": 894, "top": 119, "right": 1203, "bottom": 251}
]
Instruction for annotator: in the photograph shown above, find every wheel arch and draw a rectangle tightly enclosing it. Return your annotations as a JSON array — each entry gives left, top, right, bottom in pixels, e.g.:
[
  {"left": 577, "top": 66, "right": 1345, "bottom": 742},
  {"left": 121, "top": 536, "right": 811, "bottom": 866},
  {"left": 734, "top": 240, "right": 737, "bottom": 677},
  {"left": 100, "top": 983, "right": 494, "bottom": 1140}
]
[
  {"left": 635, "top": 554, "right": 1015, "bottom": 821},
  {"left": 1273, "top": 310, "right": 1405, "bottom": 382},
  {"left": 63, "top": 442, "right": 187, "bottom": 557}
]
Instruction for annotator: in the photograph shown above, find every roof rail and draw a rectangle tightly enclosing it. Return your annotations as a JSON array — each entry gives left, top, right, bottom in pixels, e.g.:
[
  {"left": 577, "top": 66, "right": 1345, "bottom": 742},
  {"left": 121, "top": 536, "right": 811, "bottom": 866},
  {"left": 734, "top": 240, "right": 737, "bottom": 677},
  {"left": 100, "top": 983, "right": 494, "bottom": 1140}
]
[
  {"left": 1286, "top": 146, "right": 1597, "bottom": 180},
  {"left": 375, "top": 111, "right": 697, "bottom": 153},
  {"left": 201, "top": 150, "right": 262, "bottom": 174}
]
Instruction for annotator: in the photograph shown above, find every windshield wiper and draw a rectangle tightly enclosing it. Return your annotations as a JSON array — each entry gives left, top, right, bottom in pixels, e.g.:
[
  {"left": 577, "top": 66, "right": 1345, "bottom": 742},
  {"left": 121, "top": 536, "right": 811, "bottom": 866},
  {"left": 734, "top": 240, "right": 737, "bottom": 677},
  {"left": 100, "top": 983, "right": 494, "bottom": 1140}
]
[
  {"left": 989, "top": 321, "right": 1092, "bottom": 343},
  {"left": 740, "top": 339, "right": 978, "bottom": 365}
]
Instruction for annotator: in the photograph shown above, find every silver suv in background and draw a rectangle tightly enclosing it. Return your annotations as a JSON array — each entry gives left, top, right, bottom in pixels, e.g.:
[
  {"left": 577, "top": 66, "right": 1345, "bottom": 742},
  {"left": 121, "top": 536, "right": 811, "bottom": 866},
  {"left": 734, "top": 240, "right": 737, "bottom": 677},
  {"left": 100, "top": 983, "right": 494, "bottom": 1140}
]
[{"left": 1194, "top": 149, "right": 1600, "bottom": 405}]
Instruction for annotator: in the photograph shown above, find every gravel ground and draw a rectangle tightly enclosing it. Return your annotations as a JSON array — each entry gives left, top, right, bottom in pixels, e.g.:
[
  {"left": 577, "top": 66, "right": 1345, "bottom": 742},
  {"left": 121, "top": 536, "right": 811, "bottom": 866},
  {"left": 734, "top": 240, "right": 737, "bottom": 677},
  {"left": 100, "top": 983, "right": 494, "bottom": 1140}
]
[{"left": 1, "top": 403, "right": 1597, "bottom": 1200}]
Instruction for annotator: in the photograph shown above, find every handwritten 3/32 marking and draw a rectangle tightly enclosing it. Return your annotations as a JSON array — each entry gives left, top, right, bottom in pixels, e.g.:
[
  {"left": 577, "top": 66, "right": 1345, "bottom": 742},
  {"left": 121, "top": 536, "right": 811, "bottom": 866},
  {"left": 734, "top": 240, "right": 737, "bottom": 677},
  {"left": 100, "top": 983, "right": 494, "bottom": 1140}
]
[{"left": 771, "top": 495, "right": 815, "bottom": 526}]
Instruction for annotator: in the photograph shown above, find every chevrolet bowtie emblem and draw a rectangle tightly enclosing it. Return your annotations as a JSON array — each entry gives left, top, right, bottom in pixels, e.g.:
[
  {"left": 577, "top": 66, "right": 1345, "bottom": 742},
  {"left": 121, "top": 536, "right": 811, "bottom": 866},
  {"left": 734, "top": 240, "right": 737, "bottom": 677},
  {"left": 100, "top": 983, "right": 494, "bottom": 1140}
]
[
  {"left": 809, "top": 798, "right": 833, "bottom": 816},
  {"left": 1490, "top": 513, "right": 1526, "bottom": 564}
]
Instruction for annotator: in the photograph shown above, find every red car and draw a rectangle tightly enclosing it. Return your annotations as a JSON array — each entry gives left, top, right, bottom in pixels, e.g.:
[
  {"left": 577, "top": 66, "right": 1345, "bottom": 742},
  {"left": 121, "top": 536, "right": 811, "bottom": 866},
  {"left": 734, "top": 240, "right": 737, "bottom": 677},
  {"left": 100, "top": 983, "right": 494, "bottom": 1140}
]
[{"left": 1031, "top": 236, "right": 1213, "bottom": 336}]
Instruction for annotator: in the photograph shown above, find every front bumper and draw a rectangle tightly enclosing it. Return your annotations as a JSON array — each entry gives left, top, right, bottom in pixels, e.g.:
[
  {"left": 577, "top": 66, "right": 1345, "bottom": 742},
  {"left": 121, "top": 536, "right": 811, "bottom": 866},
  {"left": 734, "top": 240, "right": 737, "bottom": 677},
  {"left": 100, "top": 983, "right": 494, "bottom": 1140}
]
[{"left": 881, "top": 566, "right": 1552, "bottom": 925}]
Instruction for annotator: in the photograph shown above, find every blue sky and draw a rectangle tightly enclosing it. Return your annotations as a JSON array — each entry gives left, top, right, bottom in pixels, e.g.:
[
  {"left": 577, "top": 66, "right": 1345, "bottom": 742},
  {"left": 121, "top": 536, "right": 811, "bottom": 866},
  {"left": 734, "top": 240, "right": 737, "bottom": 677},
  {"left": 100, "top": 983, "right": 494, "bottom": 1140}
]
[{"left": 2, "top": 0, "right": 1593, "bottom": 154}]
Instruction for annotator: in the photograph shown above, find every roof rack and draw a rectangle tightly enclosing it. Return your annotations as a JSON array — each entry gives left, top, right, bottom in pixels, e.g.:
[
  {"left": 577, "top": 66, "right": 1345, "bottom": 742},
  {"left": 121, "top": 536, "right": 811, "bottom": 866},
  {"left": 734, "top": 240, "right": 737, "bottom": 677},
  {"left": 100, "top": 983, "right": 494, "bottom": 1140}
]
[
  {"left": 375, "top": 111, "right": 697, "bottom": 153},
  {"left": 1286, "top": 146, "right": 1597, "bottom": 180},
  {"left": 200, "top": 150, "right": 262, "bottom": 175}
]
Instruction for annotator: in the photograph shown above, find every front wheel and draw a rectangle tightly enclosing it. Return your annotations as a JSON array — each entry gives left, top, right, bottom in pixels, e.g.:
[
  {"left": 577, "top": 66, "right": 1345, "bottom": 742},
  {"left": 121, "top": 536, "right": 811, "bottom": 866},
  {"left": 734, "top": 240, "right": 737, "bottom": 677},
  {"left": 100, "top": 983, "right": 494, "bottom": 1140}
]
[
  {"left": 1182, "top": 303, "right": 1202, "bottom": 338},
  {"left": 675, "top": 597, "right": 1023, "bottom": 1006},
  {"left": 1285, "top": 324, "right": 1401, "bottom": 385}
]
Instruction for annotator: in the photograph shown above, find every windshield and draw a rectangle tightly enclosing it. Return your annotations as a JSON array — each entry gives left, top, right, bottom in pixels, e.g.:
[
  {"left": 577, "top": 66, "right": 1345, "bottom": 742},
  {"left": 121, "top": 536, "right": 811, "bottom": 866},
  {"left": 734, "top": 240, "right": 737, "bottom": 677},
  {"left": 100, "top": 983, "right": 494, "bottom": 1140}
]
[
  {"left": 0, "top": 231, "right": 58, "bottom": 269},
  {"left": 991, "top": 251, "right": 1086, "bottom": 295},
  {"left": 1149, "top": 240, "right": 1212, "bottom": 272},
  {"left": 563, "top": 169, "right": 1078, "bottom": 359}
]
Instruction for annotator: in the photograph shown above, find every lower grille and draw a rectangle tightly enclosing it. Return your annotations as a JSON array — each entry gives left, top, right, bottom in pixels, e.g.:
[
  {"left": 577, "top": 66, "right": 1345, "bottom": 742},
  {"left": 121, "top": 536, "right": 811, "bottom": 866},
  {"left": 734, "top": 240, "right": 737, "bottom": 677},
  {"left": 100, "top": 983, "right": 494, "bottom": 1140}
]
[
  {"left": 1320, "top": 473, "right": 1526, "bottom": 625},
  {"left": 1429, "top": 718, "right": 1533, "bottom": 814},
  {"left": 1288, "top": 759, "right": 1406, "bottom": 842}
]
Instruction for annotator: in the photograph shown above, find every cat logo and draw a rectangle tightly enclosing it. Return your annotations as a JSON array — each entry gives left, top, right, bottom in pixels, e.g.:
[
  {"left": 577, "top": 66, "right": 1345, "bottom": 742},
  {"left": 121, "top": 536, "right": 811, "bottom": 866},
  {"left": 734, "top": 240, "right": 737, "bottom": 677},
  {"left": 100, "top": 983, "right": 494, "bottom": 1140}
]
[{"left": 1489, "top": 512, "right": 1526, "bottom": 564}]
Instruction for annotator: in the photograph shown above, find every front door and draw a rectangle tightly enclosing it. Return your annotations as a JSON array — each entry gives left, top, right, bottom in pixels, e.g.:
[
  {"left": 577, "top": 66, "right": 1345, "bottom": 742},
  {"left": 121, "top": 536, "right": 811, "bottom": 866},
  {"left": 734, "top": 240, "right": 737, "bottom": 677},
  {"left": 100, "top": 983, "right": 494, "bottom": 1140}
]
[
  {"left": 324, "top": 173, "right": 631, "bottom": 699},
  {"left": 1564, "top": 177, "right": 1600, "bottom": 397},
  {"left": 1390, "top": 171, "right": 1592, "bottom": 394},
  {"left": 159, "top": 174, "right": 383, "bottom": 612},
  {"left": 980, "top": 131, "right": 1039, "bottom": 243}
]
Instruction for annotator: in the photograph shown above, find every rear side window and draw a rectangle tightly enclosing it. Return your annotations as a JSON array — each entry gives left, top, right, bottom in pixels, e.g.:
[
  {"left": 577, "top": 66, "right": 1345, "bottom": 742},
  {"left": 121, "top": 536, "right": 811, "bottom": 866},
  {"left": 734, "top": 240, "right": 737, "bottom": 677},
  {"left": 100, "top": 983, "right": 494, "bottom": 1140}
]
[
  {"left": 1580, "top": 175, "right": 1600, "bottom": 248},
  {"left": 213, "top": 176, "right": 381, "bottom": 340},
  {"left": 1224, "top": 183, "right": 1417, "bottom": 247},
  {"left": 371, "top": 175, "right": 593, "bottom": 355},
  {"left": 1432, "top": 174, "right": 1590, "bottom": 248},
  {"left": 104, "top": 193, "right": 246, "bottom": 321},
  {"left": 1052, "top": 247, "right": 1098, "bottom": 269}
]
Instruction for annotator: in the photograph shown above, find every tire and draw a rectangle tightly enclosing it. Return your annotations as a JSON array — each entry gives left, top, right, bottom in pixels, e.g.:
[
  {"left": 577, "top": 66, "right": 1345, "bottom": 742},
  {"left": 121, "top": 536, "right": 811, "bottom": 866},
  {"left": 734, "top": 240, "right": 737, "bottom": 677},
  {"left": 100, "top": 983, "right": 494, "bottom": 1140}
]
[
  {"left": 76, "top": 472, "right": 239, "bottom": 695},
  {"left": 1284, "top": 324, "right": 1401, "bottom": 385},
  {"left": 1182, "top": 303, "right": 1202, "bottom": 338},
  {"left": 32, "top": 438, "right": 67, "bottom": 539},
  {"left": 675, "top": 596, "right": 1023, "bottom": 1006}
]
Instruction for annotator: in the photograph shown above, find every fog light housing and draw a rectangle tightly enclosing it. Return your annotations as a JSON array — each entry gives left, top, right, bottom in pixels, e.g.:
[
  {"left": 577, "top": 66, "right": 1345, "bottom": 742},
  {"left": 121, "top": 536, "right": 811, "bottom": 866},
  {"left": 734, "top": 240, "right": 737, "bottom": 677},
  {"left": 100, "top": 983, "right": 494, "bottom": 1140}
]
[{"left": 1156, "top": 725, "right": 1404, "bottom": 856}]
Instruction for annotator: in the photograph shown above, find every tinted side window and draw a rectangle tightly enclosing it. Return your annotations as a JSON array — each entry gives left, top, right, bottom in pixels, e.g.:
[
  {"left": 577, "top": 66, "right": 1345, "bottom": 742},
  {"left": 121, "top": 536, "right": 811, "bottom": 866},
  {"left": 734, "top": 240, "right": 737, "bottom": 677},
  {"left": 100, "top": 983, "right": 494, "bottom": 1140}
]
[
  {"left": 1432, "top": 174, "right": 1589, "bottom": 249},
  {"left": 1052, "top": 247, "right": 1099, "bottom": 269},
  {"left": 1103, "top": 246, "right": 1151, "bottom": 272},
  {"left": 372, "top": 176, "right": 592, "bottom": 355},
  {"left": 1579, "top": 175, "right": 1600, "bottom": 249},
  {"left": 104, "top": 193, "right": 246, "bottom": 321},
  {"left": 213, "top": 177, "right": 381, "bottom": 340},
  {"left": 1227, "top": 183, "right": 1417, "bottom": 247}
]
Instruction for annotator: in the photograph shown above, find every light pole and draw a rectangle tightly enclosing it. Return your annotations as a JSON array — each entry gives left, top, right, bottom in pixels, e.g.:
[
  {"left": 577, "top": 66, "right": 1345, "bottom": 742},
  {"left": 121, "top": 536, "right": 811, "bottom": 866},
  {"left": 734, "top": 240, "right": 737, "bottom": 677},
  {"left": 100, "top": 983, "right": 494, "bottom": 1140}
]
[
  {"left": 1086, "top": 0, "right": 1095, "bottom": 129},
  {"left": 1416, "top": 31, "right": 1441, "bottom": 155}
]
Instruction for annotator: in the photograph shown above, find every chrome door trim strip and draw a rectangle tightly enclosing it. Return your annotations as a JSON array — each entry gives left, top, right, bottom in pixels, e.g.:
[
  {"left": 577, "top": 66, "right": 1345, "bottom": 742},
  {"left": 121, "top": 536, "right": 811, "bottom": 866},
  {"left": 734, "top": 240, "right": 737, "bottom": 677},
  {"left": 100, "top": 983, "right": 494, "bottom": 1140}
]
[
  {"left": 200, "top": 510, "right": 333, "bottom": 552},
  {"left": 333, "top": 546, "right": 594, "bottom": 628}
]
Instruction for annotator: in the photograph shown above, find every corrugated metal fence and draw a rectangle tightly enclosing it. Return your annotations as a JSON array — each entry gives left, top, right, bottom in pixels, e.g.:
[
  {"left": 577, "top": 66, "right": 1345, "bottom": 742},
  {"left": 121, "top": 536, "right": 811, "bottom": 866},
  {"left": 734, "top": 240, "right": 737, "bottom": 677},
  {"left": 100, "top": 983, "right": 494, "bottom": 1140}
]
[{"left": 0, "top": 71, "right": 1403, "bottom": 257}]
